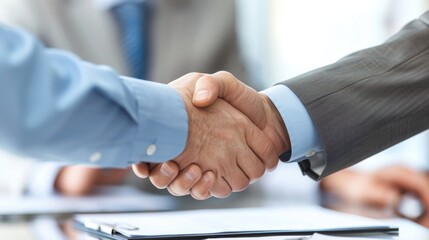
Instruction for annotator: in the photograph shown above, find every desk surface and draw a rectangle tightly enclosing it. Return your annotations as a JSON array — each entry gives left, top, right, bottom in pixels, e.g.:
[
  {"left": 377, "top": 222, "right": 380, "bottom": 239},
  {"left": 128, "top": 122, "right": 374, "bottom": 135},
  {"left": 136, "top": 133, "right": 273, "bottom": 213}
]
[{"left": 0, "top": 211, "right": 427, "bottom": 240}]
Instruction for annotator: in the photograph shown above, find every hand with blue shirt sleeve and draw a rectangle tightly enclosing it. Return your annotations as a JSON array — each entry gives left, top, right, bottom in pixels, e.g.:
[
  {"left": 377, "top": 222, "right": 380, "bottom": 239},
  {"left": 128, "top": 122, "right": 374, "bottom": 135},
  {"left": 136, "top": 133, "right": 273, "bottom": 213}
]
[{"left": 0, "top": 26, "right": 280, "bottom": 199}]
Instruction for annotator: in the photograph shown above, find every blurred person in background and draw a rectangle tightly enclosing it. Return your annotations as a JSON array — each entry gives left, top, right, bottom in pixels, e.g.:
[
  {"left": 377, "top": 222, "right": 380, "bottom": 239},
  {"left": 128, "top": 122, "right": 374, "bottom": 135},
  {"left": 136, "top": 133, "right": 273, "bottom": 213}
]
[
  {"left": 52, "top": 0, "right": 425, "bottom": 214},
  {"left": 1, "top": 1, "right": 428, "bottom": 229},
  {"left": 0, "top": 0, "right": 250, "bottom": 198}
]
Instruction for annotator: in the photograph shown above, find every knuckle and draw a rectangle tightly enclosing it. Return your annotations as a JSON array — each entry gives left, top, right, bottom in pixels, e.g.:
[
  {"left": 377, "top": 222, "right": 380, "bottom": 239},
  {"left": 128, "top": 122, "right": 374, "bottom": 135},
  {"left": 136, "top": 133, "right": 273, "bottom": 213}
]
[
  {"left": 216, "top": 70, "right": 234, "bottom": 79},
  {"left": 264, "top": 143, "right": 276, "bottom": 158},
  {"left": 187, "top": 164, "right": 202, "bottom": 176},
  {"left": 187, "top": 72, "right": 204, "bottom": 78},
  {"left": 261, "top": 143, "right": 277, "bottom": 163},
  {"left": 199, "top": 74, "right": 215, "bottom": 83},
  {"left": 235, "top": 115, "right": 250, "bottom": 129},
  {"left": 181, "top": 72, "right": 204, "bottom": 83},
  {"left": 220, "top": 132, "right": 236, "bottom": 143}
]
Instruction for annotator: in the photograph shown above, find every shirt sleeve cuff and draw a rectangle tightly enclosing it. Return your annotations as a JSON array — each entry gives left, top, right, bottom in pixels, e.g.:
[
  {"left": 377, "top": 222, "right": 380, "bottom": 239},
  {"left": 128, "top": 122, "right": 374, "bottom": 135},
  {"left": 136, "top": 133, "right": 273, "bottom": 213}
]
[
  {"left": 261, "top": 85, "right": 327, "bottom": 180},
  {"left": 26, "top": 162, "right": 64, "bottom": 196},
  {"left": 122, "top": 78, "right": 188, "bottom": 163}
]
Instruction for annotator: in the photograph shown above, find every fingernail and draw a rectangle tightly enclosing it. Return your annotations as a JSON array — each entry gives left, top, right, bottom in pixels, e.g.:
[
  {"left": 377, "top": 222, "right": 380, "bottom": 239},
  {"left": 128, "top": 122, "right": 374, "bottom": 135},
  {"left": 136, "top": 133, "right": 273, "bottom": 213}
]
[
  {"left": 160, "top": 163, "right": 174, "bottom": 177},
  {"left": 135, "top": 172, "right": 148, "bottom": 179},
  {"left": 185, "top": 168, "right": 199, "bottom": 181},
  {"left": 132, "top": 164, "right": 148, "bottom": 179},
  {"left": 194, "top": 90, "right": 209, "bottom": 101},
  {"left": 203, "top": 173, "right": 213, "bottom": 184}
]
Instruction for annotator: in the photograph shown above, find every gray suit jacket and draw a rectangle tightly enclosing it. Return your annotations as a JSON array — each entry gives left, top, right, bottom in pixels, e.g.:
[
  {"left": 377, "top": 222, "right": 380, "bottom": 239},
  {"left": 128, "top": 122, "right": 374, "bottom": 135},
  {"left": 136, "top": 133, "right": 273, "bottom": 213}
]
[{"left": 283, "top": 11, "right": 429, "bottom": 180}]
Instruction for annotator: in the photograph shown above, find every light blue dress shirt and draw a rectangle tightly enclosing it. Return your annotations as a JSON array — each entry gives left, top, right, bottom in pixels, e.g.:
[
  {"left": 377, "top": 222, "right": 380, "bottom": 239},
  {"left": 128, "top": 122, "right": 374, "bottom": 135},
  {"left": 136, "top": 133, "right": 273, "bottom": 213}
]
[
  {"left": 0, "top": 26, "right": 188, "bottom": 167},
  {"left": 262, "top": 85, "right": 325, "bottom": 175}
]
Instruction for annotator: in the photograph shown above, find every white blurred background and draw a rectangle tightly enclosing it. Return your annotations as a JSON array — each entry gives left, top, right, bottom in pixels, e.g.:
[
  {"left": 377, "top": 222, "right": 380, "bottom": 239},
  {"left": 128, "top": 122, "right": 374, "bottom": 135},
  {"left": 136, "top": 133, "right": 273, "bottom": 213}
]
[{"left": 0, "top": 0, "right": 427, "bottom": 218}]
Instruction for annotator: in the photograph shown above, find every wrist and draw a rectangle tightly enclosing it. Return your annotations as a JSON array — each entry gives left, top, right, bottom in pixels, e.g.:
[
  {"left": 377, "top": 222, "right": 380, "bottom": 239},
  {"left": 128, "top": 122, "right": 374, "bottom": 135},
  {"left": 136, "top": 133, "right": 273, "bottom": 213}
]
[{"left": 260, "top": 93, "right": 291, "bottom": 156}]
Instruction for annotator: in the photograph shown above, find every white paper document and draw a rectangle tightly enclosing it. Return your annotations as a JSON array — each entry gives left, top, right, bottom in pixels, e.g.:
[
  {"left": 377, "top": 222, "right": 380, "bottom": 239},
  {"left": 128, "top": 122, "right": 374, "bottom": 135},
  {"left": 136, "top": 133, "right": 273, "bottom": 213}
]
[
  {"left": 310, "top": 233, "right": 395, "bottom": 239},
  {"left": 75, "top": 206, "right": 398, "bottom": 239}
]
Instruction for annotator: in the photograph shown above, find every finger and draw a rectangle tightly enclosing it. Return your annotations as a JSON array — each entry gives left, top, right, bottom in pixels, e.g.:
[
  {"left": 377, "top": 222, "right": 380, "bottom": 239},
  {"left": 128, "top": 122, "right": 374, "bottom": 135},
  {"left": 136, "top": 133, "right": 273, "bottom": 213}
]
[
  {"left": 190, "top": 171, "right": 216, "bottom": 200},
  {"left": 148, "top": 161, "right": 180, "bottom": 189},
  {"left": 416, "top": 213, "right": 429, "bottom": 228},
  {"left": 132, "top": 163, "right": 150, "bottom": 178},
  {"left": 360, "top": 184, "right": 401, "bottom": 209},
  {"left": 169, "top": 72, "right": 205, "bottom": 99},
  {"left": 191, "top": 191, "right": 212, "bottom": 201},
  {"left": 149, "top": 163, "right": 158, "bottom": 170},
  {"left": 236, "top": 149, "right": 265, "bottom": 184},
  {"left": 210, "top": 176, "right": 232, "bottom": 198},
  {"left": 167, "top": 164, "right": 202, "bottom": 196},
  {"left": 245, "top": 121, "right": 279, "bottom": 170},
  {"left": 227, "top": 163, "right": 251, "bottom": 192},
  {"left": 192, "top": 72, "right": 267, "bottom": 128},
  {"left": 381, "top": 167, "right": 429, "bottom": 211}
]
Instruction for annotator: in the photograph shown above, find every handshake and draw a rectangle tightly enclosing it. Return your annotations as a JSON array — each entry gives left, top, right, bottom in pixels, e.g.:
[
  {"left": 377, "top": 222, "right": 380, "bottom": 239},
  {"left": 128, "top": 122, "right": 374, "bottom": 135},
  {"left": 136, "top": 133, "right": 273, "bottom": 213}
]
[{"left": 132, "top": 71, "right": 291, "bottom": 200}]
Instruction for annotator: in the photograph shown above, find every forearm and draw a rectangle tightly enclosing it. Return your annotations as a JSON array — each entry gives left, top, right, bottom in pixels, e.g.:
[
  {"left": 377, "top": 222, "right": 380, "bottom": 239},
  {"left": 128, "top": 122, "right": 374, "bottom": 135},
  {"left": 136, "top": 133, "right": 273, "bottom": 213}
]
[
  {"left": 278, "top": 12, "right": 429, "bottom": 179},
  {"left": 0, "top": 26, "right": 188, "bottom": 167},
  {"left": 55, "top": 166, "right": 129, "bottom": 196}
]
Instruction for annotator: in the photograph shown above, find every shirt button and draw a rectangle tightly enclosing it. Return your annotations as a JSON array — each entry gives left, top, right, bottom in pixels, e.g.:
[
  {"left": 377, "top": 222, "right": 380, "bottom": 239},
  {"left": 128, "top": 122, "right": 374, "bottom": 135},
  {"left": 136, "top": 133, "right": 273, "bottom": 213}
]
[
  {"left": 146, "top": 144, "right": 156, "bottom": 156},
  {"left": 89, "top": 152, "right": 102, "bottom": 163},
  {"left": 305, "top": 150, "right": 316, "bottom": 158}
]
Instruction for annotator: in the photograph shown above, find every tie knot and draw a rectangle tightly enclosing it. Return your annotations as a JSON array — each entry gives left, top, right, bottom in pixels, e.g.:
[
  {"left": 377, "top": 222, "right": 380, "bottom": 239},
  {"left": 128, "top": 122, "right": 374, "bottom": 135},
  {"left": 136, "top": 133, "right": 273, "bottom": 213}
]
[{"left": 111, "top": 2, "right": 146, "bottom": 23}]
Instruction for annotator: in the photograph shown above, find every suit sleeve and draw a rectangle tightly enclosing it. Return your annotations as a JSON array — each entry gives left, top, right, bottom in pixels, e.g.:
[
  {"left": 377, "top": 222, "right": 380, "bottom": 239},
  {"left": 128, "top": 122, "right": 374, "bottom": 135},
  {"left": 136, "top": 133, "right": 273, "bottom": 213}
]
[{"left": 280, "top": 11, "right": 429, "bottom": 180}]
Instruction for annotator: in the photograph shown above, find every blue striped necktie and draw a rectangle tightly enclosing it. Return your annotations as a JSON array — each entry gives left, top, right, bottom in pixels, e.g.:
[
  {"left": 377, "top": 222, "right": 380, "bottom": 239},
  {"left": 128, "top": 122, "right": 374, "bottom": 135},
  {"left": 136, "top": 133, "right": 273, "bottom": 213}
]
[{"left": 111, "top": 1, "right": 149, "bottom": 80}]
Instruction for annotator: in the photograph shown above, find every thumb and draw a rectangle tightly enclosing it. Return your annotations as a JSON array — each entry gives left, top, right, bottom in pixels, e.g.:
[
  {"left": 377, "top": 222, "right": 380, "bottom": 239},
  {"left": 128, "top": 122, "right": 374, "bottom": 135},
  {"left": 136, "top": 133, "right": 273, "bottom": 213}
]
[
  {"left": 211, "top": 71, "right": 268, "bottom": 129},
  {"left": 192, "top": 75, "right": 220, "bottom": 107},
  {"left": 192, "top": 71, "right": 267, "bottom": 129}
]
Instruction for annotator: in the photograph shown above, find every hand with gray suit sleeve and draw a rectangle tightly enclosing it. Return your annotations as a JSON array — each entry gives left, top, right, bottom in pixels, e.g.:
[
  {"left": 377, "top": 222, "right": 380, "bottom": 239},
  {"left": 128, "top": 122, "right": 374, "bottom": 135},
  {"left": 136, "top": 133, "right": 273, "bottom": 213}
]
[{"left": 146, "top": 10, "right": 429, "bottom": 199}]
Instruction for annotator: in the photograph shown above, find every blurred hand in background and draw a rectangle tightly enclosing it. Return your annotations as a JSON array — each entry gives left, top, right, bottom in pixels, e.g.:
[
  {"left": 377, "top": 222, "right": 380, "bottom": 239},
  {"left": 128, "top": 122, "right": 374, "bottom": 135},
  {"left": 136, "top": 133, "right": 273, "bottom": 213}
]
[{"left": 320, "top": 165, "right": 429, "bottom": 227}]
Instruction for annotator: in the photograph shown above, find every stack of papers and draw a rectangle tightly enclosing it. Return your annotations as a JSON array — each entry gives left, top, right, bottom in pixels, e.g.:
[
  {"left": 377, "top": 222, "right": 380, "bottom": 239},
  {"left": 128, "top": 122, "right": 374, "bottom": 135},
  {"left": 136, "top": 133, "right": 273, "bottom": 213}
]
[{"left": 74, "top": 206, "right": 398, "bottom": 239}]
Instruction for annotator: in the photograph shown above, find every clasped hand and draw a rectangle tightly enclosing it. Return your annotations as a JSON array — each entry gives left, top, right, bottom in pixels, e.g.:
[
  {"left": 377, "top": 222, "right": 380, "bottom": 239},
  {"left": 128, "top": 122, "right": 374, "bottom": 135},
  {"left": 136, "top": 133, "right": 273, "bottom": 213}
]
[{"left": 132, "top": 71, "right": 290, "bottom": 200}]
